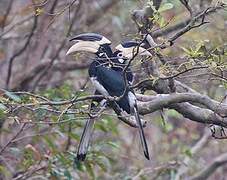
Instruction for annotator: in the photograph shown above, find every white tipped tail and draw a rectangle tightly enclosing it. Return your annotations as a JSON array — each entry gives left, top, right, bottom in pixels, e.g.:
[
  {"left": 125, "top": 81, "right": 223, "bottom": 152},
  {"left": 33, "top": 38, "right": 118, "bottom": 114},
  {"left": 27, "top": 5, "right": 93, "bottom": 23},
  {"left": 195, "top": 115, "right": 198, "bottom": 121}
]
[
  {"left": 133, "top": 106, "right": 150, "bottom": 160},
  {"left": 76, "top": 118, "right": 95, "bottom": 161}
]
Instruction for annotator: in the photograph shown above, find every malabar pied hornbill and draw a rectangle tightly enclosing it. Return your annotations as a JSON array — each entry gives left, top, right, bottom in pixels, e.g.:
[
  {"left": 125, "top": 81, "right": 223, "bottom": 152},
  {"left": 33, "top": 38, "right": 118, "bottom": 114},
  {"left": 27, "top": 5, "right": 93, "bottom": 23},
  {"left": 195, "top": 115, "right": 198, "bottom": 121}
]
[{"left": 66, "top": 33, "right": 151, "bottom": 161}]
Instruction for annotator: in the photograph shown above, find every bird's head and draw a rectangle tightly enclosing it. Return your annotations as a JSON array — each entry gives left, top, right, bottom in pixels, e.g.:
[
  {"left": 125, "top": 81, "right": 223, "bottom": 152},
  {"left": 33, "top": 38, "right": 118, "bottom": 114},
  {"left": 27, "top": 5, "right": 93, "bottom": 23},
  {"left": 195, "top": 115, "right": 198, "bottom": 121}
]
[
  {"left": 66, "top": 33, "right": 112, "bottom": 58},
  {"left": 115, "top": 41, "right": 152, "bottom": 63}
]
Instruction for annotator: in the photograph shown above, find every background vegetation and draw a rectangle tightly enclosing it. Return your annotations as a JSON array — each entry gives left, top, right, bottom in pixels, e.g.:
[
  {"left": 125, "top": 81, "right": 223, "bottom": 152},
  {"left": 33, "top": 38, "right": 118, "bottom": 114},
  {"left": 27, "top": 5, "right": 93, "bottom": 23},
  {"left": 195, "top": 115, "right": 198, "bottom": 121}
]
[{"left": 0, "top": 0, "right": 227, "bottom": 179}]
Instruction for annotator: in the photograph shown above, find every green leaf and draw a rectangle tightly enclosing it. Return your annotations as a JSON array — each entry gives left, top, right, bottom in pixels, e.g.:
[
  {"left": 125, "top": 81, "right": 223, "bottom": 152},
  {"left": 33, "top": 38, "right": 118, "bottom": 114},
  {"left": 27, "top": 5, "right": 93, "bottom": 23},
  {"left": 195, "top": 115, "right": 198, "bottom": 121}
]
[
  {"left": 159, "top": 17, "right": 166, "bottom": 27},
  {"left": 68, "top": 132, "right": 80, "bottom": 141},
  {"left": 181, "top": 46, "right": 191, "bottom": 55},
  {"left": 64, "top": 170, "right": 72, "bottom": 180},
  {"left": 0, "top": 103, "right": 7, "bottom": 110},
  {"left": 0, "top": 109, "right": 6, "bottom": 119},
  {"left": 106, "top": 142, "right": 120, "bottom": 149},
  {"left": 170, "top": 169, "right": 177, "bottom": 180},
  {"left": 158, "top": 3, "right": 174, "bottom": 13},
  {"left": 162, "top": 122, "right": 173, "bottom": 133},
  {"left": 9, "top": 147, "right": 21, "bottom": 156},
  {"left": 4, "top": 91, "right": 21, "bottom": 102},
  {"left": 96, "top": 156, "right": 111, "bottom": 172},
  {"left": 0, "top": 165, "right": 11, "bottom": 177},
  {"left": 166, "top": 109, "right": 181, "bottom": 118},
  {"left": 195, "top": 42, "right": 203, "bottom": 53},
  {"left": 35, "top": 7, "right": 43, "bottom": 16},
  {"left": 95, "top": 122, "right": 108, "bottom": 132},
  {"left": 43, "top": 136, "right": 57, "bottom": 153},
  {"left": 184, "top": 148, "right": 192, "bottom": 158},
  {"left": 57, "top": 153, "right": 70, "bottom": 166},
  {"left": 85, "top": 163, "right": 95, "bottom": 179},
  {"left": 22, "top": 148, "right": 35, "bottom": 169}
]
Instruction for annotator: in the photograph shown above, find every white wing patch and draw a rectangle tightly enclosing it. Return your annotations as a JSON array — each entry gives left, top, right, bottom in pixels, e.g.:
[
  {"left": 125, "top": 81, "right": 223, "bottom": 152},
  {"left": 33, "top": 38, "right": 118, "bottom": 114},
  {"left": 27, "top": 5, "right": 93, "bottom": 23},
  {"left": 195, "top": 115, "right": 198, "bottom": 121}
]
[
  {"left": 90, "top": 77, "right": 109, "bottom": 96},
  {"left": 98, "top": 36, "right": 111, "bottom": 45},
  {"left": 128, "top": 91, "right": 136, "bottom": 108}
]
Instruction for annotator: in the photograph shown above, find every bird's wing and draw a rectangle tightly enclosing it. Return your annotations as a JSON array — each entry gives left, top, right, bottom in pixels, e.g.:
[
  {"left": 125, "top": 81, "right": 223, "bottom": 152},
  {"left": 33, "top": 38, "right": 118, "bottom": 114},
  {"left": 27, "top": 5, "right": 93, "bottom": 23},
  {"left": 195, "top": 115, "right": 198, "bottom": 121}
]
[
  {"left": 94, "top": 66, "right": 131, "bottom": 113},
  {"left": 96, "top": 66, "right": 126, "bottom": 97}
]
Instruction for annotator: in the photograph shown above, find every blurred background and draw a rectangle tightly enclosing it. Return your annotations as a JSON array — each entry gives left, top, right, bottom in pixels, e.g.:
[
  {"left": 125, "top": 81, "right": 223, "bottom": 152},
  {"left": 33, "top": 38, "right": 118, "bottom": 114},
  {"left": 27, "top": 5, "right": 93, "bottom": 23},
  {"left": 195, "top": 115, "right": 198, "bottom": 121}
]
[{"left": 0, "top": 0, "right": 227, "bottom": 179}]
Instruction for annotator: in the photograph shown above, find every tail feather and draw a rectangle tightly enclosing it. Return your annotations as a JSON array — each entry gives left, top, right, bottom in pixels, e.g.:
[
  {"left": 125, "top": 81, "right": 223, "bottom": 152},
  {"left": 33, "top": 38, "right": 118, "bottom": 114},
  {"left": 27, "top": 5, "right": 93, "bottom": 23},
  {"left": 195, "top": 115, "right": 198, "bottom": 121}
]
[
  {"left": 133, "top": 106, "right": 150, "bottom": 160},
  {"left": 76, "top": 118, "right": 95, "bottom": 162}
]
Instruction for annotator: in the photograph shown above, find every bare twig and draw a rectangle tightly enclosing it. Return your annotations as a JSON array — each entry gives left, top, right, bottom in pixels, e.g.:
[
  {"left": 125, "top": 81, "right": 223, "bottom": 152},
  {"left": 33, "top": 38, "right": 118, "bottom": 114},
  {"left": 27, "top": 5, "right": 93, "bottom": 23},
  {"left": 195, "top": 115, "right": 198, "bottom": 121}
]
[
  {"left": 159, "top": 66, "right": 209, "bottom": 80},
  {"left": 180, "top": 0, "right": 193, "bottom": 16},
  {"left": 175, "top": 128, "right": 210, "bottom": 180},
  {"left": 1, "top": 0, "right": 14, "bottom": 31},
  {"left": 190, "top": 153, "right": 227, "bottom": 180},
  {"left": 5, "top": 13, "right": 38, "bottom": 89},
  {"left": 12, "top": 60, "right": 89, "bottom": 91},
  {"left": 0, "top": 16, "right": 33, "bottom": 39},
  {"left": 31, "top": 0, "right": 82, "bottom": 91},
  {"left": 0, "top": 123, "right": 27, "bottom": 154},
  {"left": 132, "top": 161, "right": 179, "bottom": 180},
  {"left": 12, "top": 161, "right": 47, "bottom": 180},
  {"left": 152, "top": 3, "right": 226, "bottom": 38},
  {"left": 2, "top": 90, "right": 146, "bottom": 127},
  {"left": 166, "top": 5, "right": 217, "bottom": 45}
]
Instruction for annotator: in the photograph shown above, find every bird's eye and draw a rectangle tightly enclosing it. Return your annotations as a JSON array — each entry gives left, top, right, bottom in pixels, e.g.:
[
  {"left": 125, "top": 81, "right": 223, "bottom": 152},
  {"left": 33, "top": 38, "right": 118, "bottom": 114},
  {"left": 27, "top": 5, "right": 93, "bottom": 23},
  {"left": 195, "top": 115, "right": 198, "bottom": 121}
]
[{"left": 117, "top": 52, "right": 123, "bottom": 58}]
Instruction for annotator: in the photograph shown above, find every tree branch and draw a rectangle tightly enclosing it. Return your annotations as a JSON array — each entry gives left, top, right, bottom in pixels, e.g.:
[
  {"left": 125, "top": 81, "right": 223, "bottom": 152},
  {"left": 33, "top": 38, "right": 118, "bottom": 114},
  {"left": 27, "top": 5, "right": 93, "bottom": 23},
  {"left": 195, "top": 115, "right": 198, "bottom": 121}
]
[
  {"left": 175, "top": 129, "right": 210, "bottom": 180},
  {"left": 11, "top": 60, "right": 90, "bottom": 91},
  {"left": 137, "top": 95, "right": 227, "bottom": 128},
  {"left": 0, "top": 123, "right": 27, "bottom": 154},
  {"left": 5, "top": 14, "right": 38, "bottom": 89},
  {"left": 138, "top": 93, "right": 227, "bottom": 117},
  {"left": 190, "top": 153, "right": 227, "bottom": 180},
  {"left": 152, "top": 3, "right": 226, "bottom": 38}
]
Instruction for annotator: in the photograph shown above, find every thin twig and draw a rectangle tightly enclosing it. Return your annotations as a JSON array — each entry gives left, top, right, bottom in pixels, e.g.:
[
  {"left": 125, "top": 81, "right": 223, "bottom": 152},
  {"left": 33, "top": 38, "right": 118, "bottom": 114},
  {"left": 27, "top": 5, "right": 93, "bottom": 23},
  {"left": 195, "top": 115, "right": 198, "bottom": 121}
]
[
  {"left": 0, "top": 123, "right": 27, "bottom": 154},
  {"left": 1, "top": 0, "right": 14, "bottom": 31},
  {"left": 31, "top": 0, "right": 82, "bottom": 91}
]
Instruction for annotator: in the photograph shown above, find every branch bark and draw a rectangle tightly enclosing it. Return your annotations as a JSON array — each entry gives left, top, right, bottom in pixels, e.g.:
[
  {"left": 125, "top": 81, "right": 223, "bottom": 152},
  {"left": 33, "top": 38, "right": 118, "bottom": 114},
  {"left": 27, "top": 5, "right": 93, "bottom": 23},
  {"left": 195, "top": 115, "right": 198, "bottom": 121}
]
[
  {"left": 138, "top": 93, "right": 227, "bottom": 117},
  {"left": 137, "top": 97, "right": 227, "bottom": 128}
]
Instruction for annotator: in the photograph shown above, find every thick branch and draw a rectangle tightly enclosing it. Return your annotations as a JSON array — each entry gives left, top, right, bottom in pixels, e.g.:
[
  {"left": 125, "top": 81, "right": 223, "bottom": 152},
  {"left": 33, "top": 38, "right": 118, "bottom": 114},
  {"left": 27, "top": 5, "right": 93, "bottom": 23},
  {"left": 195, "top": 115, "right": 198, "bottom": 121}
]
[
  {"left": 138, "top": 100, "right": 227, "bottom": 128},
  {"left": 138, "top": 93, "right": 227, "bottom": 117},
  {"left": 170, "top": 103, "right": 227, "bottom": 127}
]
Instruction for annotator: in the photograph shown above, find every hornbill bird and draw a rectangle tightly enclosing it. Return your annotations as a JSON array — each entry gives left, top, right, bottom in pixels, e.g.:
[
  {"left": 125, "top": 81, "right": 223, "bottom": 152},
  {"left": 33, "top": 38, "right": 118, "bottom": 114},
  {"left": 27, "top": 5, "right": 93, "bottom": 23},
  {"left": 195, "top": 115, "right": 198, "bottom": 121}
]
[{"left": 66, "top": 33, "right": 151, "bottom": 161}]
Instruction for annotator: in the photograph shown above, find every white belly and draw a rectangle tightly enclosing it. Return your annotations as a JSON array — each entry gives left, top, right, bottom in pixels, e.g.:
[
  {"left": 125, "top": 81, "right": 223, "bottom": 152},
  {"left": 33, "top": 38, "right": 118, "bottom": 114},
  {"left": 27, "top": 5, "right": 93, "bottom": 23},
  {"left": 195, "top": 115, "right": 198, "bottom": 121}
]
[{"left": 90, "top": 77, "right": 109, "bottom": 96}]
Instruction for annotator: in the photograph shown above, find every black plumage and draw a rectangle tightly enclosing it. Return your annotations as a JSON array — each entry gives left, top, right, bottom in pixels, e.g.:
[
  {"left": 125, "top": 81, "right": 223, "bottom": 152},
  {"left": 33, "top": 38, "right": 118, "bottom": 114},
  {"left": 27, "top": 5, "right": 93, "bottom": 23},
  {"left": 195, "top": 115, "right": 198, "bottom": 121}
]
[{"left": 66, "top": 33, "right": 150, "bottom": 161}]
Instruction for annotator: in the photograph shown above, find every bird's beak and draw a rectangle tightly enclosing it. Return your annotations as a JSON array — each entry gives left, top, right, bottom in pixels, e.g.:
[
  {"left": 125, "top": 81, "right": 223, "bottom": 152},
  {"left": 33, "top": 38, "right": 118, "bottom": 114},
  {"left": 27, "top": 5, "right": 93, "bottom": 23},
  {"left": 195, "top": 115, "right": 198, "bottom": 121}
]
[
  {"left": 66, "top": 41, "right": 100, "bottom": 55},
  {"left": 115, "top": 44, "right": 152, "bottom": 59},
  {"left": 66, "top": 33, "right": 111, "bottom": 55}
]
